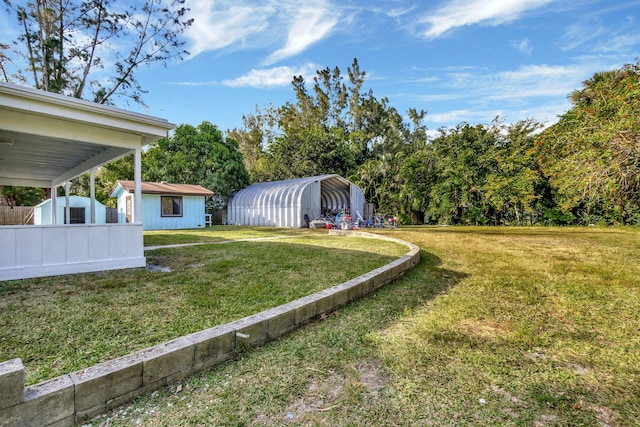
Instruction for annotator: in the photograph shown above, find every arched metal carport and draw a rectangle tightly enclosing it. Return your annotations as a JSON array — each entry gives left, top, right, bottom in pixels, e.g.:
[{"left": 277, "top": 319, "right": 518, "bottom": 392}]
[{"left": 227, "top": 175, "right": 365, "bottom": 228}]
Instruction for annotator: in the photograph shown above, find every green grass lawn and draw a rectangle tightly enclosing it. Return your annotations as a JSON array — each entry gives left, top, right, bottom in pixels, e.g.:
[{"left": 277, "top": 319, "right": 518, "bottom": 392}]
[
  {"left": 80, "top": 226, "right": 640, "bottom": 427},
  {"left": 0, "top": 228, "right": 406, "bottom": 386},
  {"left": 142, "top": 225, "right": 305, "bottom": 247}
]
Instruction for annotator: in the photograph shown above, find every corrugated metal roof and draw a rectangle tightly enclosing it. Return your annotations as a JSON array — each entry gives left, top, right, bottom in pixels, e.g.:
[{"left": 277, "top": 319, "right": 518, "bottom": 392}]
[
  {"left": 113, "top": 180, "right": 214, "bottom": 197},
  {"left": 228, "top": 174, "right": 365, "bottom": 228}
]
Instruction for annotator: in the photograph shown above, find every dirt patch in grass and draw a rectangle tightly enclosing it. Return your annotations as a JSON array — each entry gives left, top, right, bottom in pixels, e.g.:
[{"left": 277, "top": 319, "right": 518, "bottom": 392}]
[
  {"left": 283, "top": 370, "right": 346, "bottom": 423},
  {"left": 357, "top": 360, "right": 386, "bottom": 395}
]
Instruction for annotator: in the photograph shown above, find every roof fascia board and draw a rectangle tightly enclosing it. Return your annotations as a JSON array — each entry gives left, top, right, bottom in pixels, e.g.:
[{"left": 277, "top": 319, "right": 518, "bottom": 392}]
[
  {"left": 108, "top": 183, "right": 124, "bottom": 198},
  {"left": 144, "top": 191, "right": 212, "bottom": 196},
  {"left": 0, "top": 176, "right": 53, "bottom": 187},
  {"left": 0, "top": 82, "right": 174, "bottom": 138},
  {"left": 1, "top": 109, "right": 147, "bottom": 149}
]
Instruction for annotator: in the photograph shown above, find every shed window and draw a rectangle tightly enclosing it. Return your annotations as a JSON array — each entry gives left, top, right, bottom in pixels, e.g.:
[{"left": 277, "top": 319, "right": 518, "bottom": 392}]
[
  {"left": 161, "top": 196, "right": 182, "bottom": 217},
  {"left": 65, "top": 207, "right": 85, "bottom": 224}
]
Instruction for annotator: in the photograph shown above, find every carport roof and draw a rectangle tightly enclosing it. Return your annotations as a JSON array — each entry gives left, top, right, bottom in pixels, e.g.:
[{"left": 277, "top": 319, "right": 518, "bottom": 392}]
[{"left": 0, "top": 82, "right": 175, "bottom": 188}]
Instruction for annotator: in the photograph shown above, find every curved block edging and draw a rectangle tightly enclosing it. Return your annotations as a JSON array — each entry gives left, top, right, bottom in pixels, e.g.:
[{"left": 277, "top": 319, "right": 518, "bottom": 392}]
[{"left": 0, "top": 231, "right": 420, "bottom": 426}]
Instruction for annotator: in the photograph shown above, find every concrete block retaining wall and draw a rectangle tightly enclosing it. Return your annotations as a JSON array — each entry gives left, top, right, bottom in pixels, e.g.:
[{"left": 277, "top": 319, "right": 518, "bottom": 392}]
[{"left": 0, "top": 231, "right": 419, "bottom": 426}]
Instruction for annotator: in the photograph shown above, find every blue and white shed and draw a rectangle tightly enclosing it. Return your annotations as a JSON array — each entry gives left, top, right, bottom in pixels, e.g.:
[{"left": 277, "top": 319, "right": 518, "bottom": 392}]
[
  {"left": 227, "top": 174, "right": 366, "bottom": 228},
  {"left": 34, "top": 196, "right": 107, "bottom": 225},
  {"left": 110, "top": 180, "right": 214, "bottom": 230}
]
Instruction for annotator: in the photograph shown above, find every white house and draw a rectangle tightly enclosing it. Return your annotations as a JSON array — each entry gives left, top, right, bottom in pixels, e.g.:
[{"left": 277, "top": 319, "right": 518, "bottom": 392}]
[
  {"left": 0, "top": 82, "right": 174, "bottom": 281},
  {"left": 34, "top": 196, "right": 108, "bottom": 225},
  {"left": 110, "top": 180, "right": 214, "bottom": 230}
]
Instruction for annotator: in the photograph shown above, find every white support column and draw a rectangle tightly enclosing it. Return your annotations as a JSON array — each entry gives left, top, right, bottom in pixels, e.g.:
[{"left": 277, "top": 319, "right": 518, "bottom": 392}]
[
  {"left": 90, "top": 169, "right": 96, "bottom": 224},
  {"left": 65, "top": 182, "right": 70, "bottom": 225},
  {"left": 51, "top": 187, "right": 57, "bottom": 224},
  {"left": 133, "top": 146, "right": 142, "bottom": 224}
]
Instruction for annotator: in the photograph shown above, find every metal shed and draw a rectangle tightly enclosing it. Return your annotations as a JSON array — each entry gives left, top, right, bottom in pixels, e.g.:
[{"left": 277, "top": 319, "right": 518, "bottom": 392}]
[{"left": 227, "top": 174, "right": 365, "bottom": 228}]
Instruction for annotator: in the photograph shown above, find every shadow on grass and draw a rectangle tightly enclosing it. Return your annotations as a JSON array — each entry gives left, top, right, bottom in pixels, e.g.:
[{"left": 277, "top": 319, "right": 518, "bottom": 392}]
[
  {"left": 285, "top": 247, "right": 470, "bottom": 348},
  {"left": 350, "top": 248, "right": 469, "bottom": 327},
  {"left": 183, "top": 250, "right": 473, "bottom": 425}
]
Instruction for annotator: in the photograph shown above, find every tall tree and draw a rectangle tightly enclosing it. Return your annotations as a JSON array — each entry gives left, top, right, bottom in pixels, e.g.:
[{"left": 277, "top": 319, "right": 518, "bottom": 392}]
[
  {"left": 427, "top": 122, "right": 498, "bottom": 224},
  {"left": 537, "top": 61, "right": 640, "bottom": 224},
  {"left": 144, "top": 121, "right": 249, "bottom": 208},
  {"left": 351, "top": 107, "right": 429, "bottom": 222},
  {"left": 2, "top": 0, "right": 193, "bottom": 105},
  {"left": 240, "top": 59, "right": 427, "bottom": 188},
  {"left": 228, "top": 106, "right": 278, "bottom": 183},
  {"left": 266, "top": 126, "right": 354, "bottom": 181},
  {"left": 482, "top": 119, "right": 544, "bottom": 224},
  {"left": 0, "top": 185, "right": 44, "bottom": 206}
]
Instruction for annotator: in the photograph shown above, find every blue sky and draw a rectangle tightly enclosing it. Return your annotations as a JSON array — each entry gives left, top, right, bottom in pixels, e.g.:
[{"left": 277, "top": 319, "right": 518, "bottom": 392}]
[{"left": 4, "top": 0, "right": 640, "bottom": 135}]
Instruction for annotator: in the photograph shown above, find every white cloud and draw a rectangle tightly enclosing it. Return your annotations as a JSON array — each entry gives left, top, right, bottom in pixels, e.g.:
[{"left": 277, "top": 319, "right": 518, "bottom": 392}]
[
  {"left": 426, "top": 100, "right": 570, "bottom": 129},
  {"left": 417, "top": 0, "right": 555, "bottom": 39},
  {"left": 401, "top": 76, "right": 440, "bottom": 84},
  {"left": 387, "top": 7, "right": 416, "bottom": 19},
  {"left": 167, "top": 80, "right": 219, "bottom": 87},
  {"left": 561, "top": 18, "right": 609, "bottom": 51},
  {"left": 488, "top": 64, "right": 584, "bottom": 99},
  {"left": 412, "top": 93, "right": 462, "bottom": 102},
  {"left": 438, "top": 64, "right": 585, "bottom": 103},
  {"left": 416, "top": 63, "right": 593, "bottom": 128},
  {"left": 511, "top": 38, "right": 533, "bottom": 55},
  {"left": 184, "top": 0, "right": 275, "bottom": 58},
  {"left": 593, "top": 31, "right": 640, "bottom": 54},
  {"left": 222, "top": 64, "right": 318, "bottom": 88},
  {"left": 167, "top": 63, "right": 318, "bottom": 88},
  {"left": 561, "top": 9, "right": 640, "bottom": 55},
  {"left": 264, "top": 3, "right": 338, "bottom": 65},
  {"left": 507, "top": 100, "right": 572, "bottom": 125},
  {"left": 182, "top": 0, "right": 338, "bottom": 63},
  {"left": 427, "top": 109, "right": 489, "bottom": 123}
]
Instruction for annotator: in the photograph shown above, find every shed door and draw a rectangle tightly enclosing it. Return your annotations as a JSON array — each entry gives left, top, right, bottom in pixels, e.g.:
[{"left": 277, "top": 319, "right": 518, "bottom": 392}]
[{"left": 125, "top": 196, "right": 133, "bottom": 223}]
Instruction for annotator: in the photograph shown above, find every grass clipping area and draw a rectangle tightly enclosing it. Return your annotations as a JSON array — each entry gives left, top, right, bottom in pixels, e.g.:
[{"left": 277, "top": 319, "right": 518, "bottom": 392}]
[
  {"left": 0, "top": 229, "right": 406, "bottom": 386},
  {"left": 80, "top": 226, "right": 640, "bottom": 427}
]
